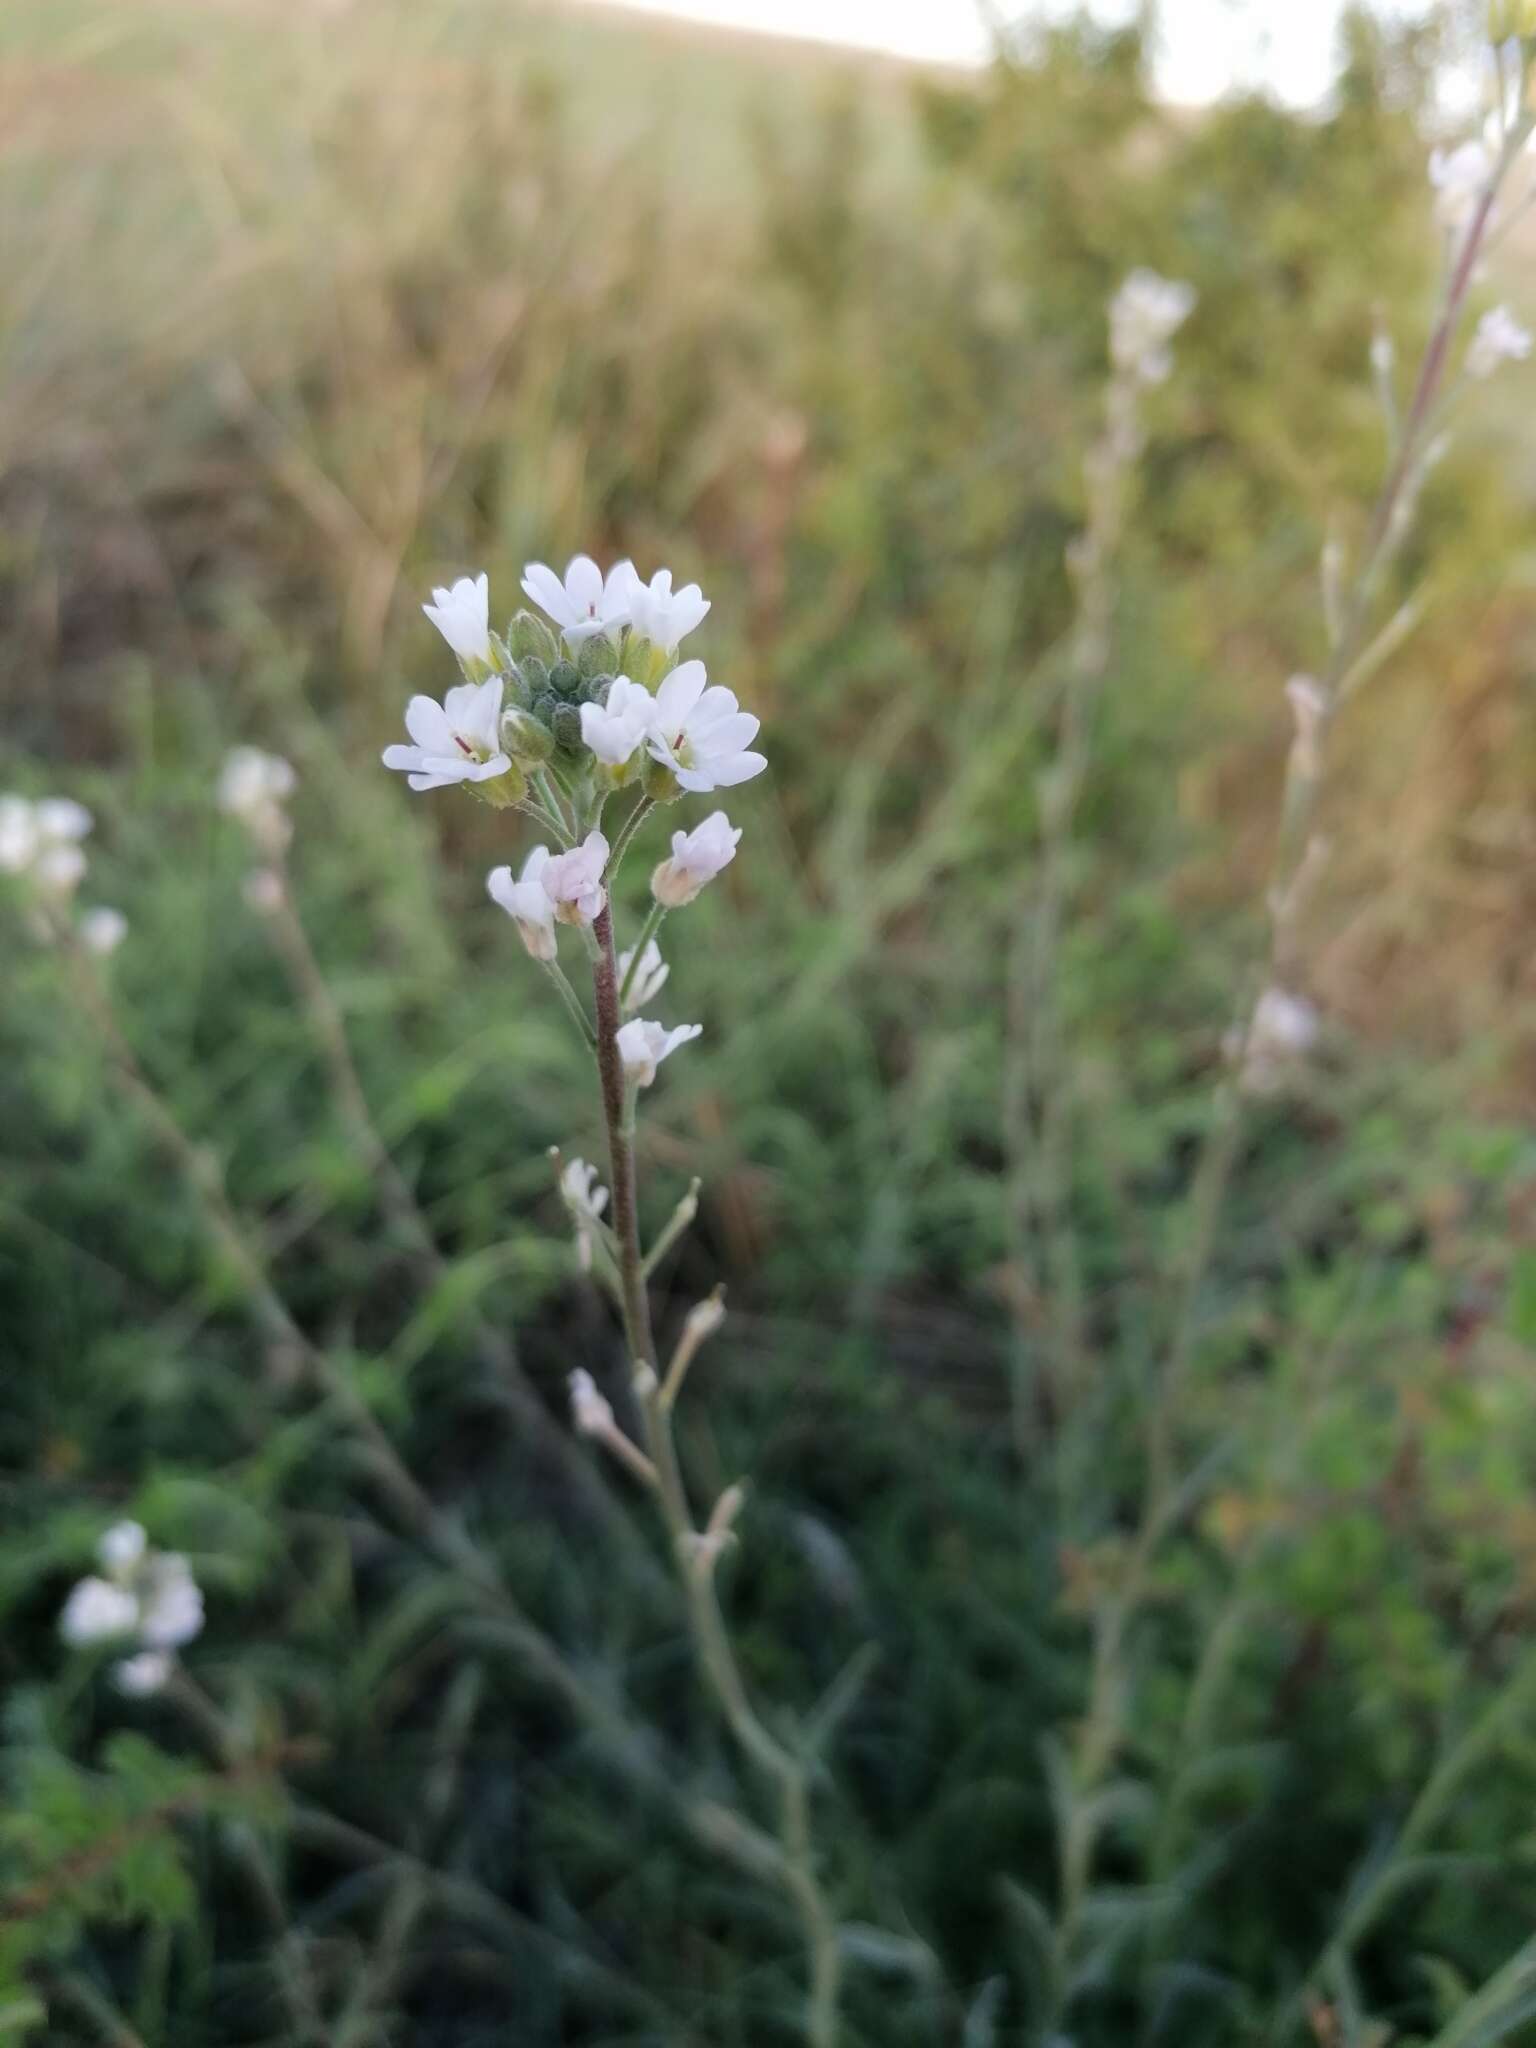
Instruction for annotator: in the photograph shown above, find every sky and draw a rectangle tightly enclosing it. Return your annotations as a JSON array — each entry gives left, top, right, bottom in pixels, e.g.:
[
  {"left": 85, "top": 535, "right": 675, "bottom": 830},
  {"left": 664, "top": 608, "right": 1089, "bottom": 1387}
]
[{"left": 590, "top": 0, "right": 1419, "bottom": 106}]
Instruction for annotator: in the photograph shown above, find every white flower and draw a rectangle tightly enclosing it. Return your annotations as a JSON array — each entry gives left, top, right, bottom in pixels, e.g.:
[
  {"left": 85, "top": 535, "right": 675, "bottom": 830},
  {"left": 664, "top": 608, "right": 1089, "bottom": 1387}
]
[
  {"left": 647, "top": 663, "right": 765, "bottom": 794},
  {"left": 0, "top": 795, "right": 93, "bottom": 898},
  {"left": 422, "top": 572, "right": 491, "bottom": 664},
  {"left": 619, "top": 566, "right": 710, "bottom": 653},
  {"left": 382, "top": 677, "right": 511, "bottom": 792},
  {"left": 137, "top": 1555, "right": 205, "bottom": 1651},
  {"left": 1229, "top": 986, "right": 1322, "bottom": 1096},
  {"left": 114, "top": 1651, "right": 173, "bottom": 1697},
  {"left": 487, "top": 845, "right": 559, "bottom": 961},
  {"left": 1429, "top": 140, "right": 1493, "bottom": 235},
  {"left": 651, "top": 809, "right": 742, "bottom": 908},
  {"left": 35, "top": 799, "right": 93, "bottom": 845},
  {"left": 559, "top": 1157, "right": 610, "bottom": 1271},
  {"left": 1467, "top": 304, "right": 1532, "bottom": 379},
  {"left": 0, "top": 795, "right": 93, "bottom": 880},
  {"left": 1110, "top": 269, "right": 1196, "bottom": 385},
  {"left": 219, "top": 747, "right": 294, "bottom": 854},
  {"left": 541, "top": 830, "right": 609, "bottom": 925},
  {"left": 98, "top": 1520, "right": 147, "bottom": 1577},
  {"left": 569, "top": 1367, "right": 615, "bottom": 1437},
  {"left": 521, "top": 555, "right": 634, "bottom": 649},
  {"left": 218, "top": 748, "right": 294, "bottom": 821},
  {"left": 579, "top": 677, "right": 655, "bottom": 769},
  {"left": 617, "top": 937, "right": 669, "bottom": 1010},
  {"left": 59, "top": 1577, "right": 139, "bottom": 1647},
  {"left": 80, "top": 907, "right": 128, "bottom": 956},
  {"left": 615, "top": 1017, "right": 702, "bottom": 1088}
]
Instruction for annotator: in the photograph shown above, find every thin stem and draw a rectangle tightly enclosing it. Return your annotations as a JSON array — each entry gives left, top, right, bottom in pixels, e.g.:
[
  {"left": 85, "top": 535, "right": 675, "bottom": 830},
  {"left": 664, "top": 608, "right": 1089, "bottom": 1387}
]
[
  {"left": 542, "top": 958, "right": 599, "bottom": 1053},
  {"left": 588, "top": 902, "right": 842, "bottom": 2047},
  {"left": 619, "top": 900, "right": 667, "bottom": 1007},
  {"left": 533, "top": 768, "right": 576, "bottom": 841},
  {"left": 606, "top": 795, "right": 655, "bottom": 890}
]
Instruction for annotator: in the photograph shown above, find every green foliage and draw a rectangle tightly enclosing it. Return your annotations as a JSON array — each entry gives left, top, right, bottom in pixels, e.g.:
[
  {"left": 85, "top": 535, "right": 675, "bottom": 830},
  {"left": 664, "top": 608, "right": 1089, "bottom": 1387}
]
[{"left": 3, "top": 2, "right": 1536, "bottom": 2043}]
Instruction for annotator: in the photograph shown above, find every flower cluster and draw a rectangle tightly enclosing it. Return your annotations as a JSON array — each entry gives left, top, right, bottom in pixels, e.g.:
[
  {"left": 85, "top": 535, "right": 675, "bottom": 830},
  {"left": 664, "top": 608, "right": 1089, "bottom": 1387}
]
[
  {"left": 385, "top": 556, "right": 764, "bottom": 807},
  {"left": 380, "top": 553, "right": 762, "bottom": 1094},
  {"left": 0, "top": 794, "right": 127, "bottom": 954},
  {"left": 1109, "top": 269, "right": 1197, "bottom": 387},
  {"left": 58, "top": 1520, "right": 205, "bottom": 1696}
]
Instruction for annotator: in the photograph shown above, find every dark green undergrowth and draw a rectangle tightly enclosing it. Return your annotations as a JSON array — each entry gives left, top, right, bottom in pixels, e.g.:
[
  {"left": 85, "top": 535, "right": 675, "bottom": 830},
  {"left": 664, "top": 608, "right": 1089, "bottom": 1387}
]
[{"left": 5, "top": 3, "right": 1536, "bottom": 2043}]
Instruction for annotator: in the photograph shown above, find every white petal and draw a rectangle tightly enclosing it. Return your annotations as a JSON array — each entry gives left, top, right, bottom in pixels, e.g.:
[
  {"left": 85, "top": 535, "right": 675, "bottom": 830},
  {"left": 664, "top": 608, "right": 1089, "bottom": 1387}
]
[{"left": 654, "top": 660, "right": 707, "bottom": 730}]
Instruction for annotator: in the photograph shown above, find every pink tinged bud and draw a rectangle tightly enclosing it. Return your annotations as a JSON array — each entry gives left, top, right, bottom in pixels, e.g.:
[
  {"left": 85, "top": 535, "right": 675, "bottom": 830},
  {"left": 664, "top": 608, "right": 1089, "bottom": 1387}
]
[{"left": 651, "top": 810, "right": 742, "bottom": 908}]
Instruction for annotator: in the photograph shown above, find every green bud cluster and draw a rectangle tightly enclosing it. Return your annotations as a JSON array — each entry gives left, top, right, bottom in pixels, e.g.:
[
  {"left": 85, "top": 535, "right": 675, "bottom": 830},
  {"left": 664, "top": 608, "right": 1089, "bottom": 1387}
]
[{"left": 497, "top": 610, "right": 621, "bottom": 767}]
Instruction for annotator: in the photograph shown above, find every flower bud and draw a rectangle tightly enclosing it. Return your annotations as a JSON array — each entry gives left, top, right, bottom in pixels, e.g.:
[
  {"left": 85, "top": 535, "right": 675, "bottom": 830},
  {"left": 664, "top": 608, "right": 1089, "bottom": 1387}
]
[
  {"left": 506, "top": 608, "right": 560, "bottom": 667},
  {"left": 501, "top": 706, "right": 556, "bottom": 766},
  {"left": 651, "top": 811, "right": 742, "bottom": 907},
  {"left": 576, "top": 631, "right": 618, "bottom": 680},
  {"left": 569, "top": 1368, "right": 615, "bottom": 1438}
]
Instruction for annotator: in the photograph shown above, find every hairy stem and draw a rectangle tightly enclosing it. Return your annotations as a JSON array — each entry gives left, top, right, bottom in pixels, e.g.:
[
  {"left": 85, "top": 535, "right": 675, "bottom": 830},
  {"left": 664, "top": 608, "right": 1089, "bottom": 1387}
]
[{"left": 589, "top": 902, "right": 842, "bottom": 2047}]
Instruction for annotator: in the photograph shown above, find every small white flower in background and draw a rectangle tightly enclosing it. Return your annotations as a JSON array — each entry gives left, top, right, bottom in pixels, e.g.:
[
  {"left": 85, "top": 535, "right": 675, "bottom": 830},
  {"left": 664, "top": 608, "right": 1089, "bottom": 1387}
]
[
  {"left": 1109, "top": 268, "right": 1197, "bottom": 385},
  {"left": 521, "top": 555, "right": 634, "bottom": 648},
  {"left": 569, "top": 1367, "right": 616, "bottom": 1437},
  {"left": 647, "top": 663, "right": 766, "bottom": 794},
  {"left": 36, "top": 799, "right": 93, "bottom": 846},
  {"left": 1467, "top": 304, "right": 1532, "bottom": 379},
  {"left": 617, "top": 937, "right": 669, "bottom": 1011},
  {"left": 620, "top": 566, "right": 711, "bottom": 654},
  {"left": 559, "top": 1157, "right": 610, "bottom": 1271},
  {"left": 80, "top": 907, "right": 128, "bottom": 957},
  {"left": 541, "top": 831, "right": 609, "bottom": 925},
  {"left": 1229, "top": 986, "right": 1322, "bottom": 1096},
  {"left": 219, "top": 747, "right": 295, "bottom": 855},
  {"left": 114, "top": 1651, "right": 173, "bottom": 1697},
  {"left": 382, "top": 677, "right": 510, "bottom": 792},
  {"left": 579, "top": 676, "right": 656, "bottom": 770},
  {"left": 98, "top": 1519, "right": 147, "bottom": 1575},
  {"left": 422, "top": 572, "right": 491, "bottom": 665},
  {"left": 1369, "top": 329, "right": 1395, "bottom": 381},
  {"left": 59, "top": 1576, "right": 139, "bottom": 1647},
  {"left": 0, "top": 795, "right": 93, "bottom": 895},
  {"left": 1429, "top": 139, "right": 1494, "bottom": 235},
  {"left": 487, "top": 845, "right": 559, "bottom": 960},
  {"left": 58, "top": 1521, "right": 205, "bottom": 1691},
  {"left": 244, "top": 868, "right": 285, "bottom": 915},
  {"left": 652, "top": 809, "right": 742, "bottom": 908},
  {"left": 616, "top": 1017, "right": 702, "bottom": 1088},
  {"left": 1284, "top": 675, "right": 1329, "bottom": 779},
  {"left": 137, "top": 1555, "right": 205, "bottom": 1650}
]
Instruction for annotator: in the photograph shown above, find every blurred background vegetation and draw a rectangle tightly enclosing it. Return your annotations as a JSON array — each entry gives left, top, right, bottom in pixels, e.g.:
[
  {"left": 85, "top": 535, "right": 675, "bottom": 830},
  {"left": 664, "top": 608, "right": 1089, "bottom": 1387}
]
[{"left": 6, "top": 1, "right": 1536, "bottom": 2041}]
